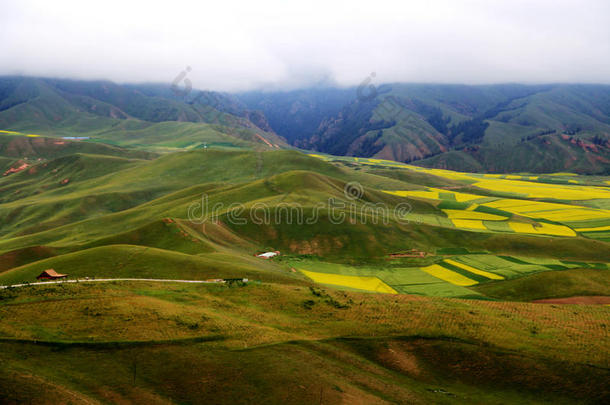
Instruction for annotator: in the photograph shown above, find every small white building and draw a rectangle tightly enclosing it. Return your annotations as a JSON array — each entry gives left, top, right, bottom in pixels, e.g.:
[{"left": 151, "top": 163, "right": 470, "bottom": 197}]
[{"left": 256, "top": 251, "right": 280, "bottom": 259}]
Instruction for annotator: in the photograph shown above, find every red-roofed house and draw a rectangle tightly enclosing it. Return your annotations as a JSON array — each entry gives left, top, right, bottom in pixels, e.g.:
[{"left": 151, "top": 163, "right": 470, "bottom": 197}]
[{"left": 36, "top": 269, "right": 68, "bottom": 280}]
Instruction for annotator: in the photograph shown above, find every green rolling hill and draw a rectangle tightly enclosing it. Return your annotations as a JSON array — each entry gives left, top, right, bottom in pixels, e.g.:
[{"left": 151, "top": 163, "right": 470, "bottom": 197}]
[
  {"left": 1, "top": 78, "right": 610, "bottom": 404},
  {"left": 0, "top": 76, "right": 287, "bottom": 153}
]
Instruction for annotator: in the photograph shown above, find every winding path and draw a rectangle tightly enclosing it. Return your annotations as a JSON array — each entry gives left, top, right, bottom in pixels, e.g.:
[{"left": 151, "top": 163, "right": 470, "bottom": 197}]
[{"left": 0, "top": 278, "right": 231, "bottom": 289}]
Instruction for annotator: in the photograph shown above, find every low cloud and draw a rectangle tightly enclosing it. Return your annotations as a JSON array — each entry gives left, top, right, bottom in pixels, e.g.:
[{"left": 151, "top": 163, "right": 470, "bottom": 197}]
[{"left": 1, "top": 0, "right": 609, "bottom": 91}]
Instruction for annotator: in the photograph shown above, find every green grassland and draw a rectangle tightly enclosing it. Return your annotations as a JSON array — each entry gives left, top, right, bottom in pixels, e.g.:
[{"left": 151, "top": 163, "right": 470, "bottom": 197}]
[
  {"left": 0, "top": 77, "right": 286, "bottom": 153},
  {"left": 2, "top": 148, "right": 610, "bottom": 288},
  {"left": 1, "top": 132, "right": 610, "bottom": 403},
  {"left": 473, "top": 268, "right": 610, "bottom": 301},
  {"left": 1, "top": 282, "right": 609, "bottom": 404}
]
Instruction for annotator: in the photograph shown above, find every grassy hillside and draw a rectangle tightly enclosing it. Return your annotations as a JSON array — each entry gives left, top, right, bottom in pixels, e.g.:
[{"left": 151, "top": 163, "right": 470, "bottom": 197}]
[
  {"left": 472, "top": 268, "right": 610, "bottom": 301},
  {"left": 0, "top": 244, "right": 297, "bottom": 286},
  {"left": 1, "top": 145, "right": 609, "bottom": 403},
  {"left": 0, "top": 133, "right": 155, "bottom": 160},
  {"left": 0, "top": 77, "right": 287, "bottom": 153},
  {"left": 0, "top": 282, "right": 608, "bottom": 404}
]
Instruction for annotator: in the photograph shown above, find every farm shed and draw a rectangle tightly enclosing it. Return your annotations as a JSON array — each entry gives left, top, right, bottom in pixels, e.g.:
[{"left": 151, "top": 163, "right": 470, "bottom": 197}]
[{"left": 36, "top": 269, "right": 68, "bottom": 280}]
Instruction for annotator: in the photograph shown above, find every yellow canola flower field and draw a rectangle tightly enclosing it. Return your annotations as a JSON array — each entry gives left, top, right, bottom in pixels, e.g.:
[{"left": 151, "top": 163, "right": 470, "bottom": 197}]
[
  {"left": 0, "top": 129, "right": 41, "bottom": 137},
  {"left": 443, "top": 209, "right": 507, "bottom": 221},
  {"left": 383, "top": 189, "right": 440, "bottom": 200},
  {"left": 314, "top": 153, "right": 610, "bottom": 227},
  {"left": 471, "top": 178, "right": 610, "bottom": 200},
  {"left": 508, "top": 222, "right": 576, "bottom": 237},
  {"left": 422, "top": 264, "right": 478, "bottom": 286},
  {"left": 307, "top": 154, "right": 331, "bottom": 161},
  {"left": 382, "top": 188, "right": 482, "bottom": 202},
  {"left": 483, "top": 199, "right": 610, "bottom": 222},
  {"left": 537, "top": 210, "right": 610, "bottom": 221},
  {"left": 299, "top": 269, "right": 397, "bottom": 294},
  {"left": 485, "top": 200, "right": 572, "bottom": 211},
  {"left": 450, "top": 219, "right": 488, "bottom": 230},
  {"left": 444, "top": 259, "right": 504, "bottom": 280},
  {"left": 385, "top": 189, "right": 599, "bottom": 235},
  {"left": 432, "top": 188, "right": 482, "bottom": 202},
  {"left": 395, "top": 163, "right": 610, "bottom": 201},
  {"left": 312, "top": 154, "right": 610, "bottom": 201}
]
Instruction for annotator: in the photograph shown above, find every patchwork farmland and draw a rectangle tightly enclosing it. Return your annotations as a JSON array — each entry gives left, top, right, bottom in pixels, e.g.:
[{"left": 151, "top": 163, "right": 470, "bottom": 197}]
[{"left": 295, "top": 154, "right": 610, "bottom": 300}]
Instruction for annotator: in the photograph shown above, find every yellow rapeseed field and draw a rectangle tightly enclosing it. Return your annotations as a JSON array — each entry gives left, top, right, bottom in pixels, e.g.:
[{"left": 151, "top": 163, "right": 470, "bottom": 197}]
[
  {"left": 0, "top": 130, "right": 41, "bottom": 137},
  {"left": 433, "top": 188, "right": 482, "bottom": 202},
  {"left": 444, "top": 259, "right": 504, "bottom": 280},
  {"left": 382, "top": 188, "right": 482, "bottom": 202},
  {"left": 450, "top": 219, "right": 488, "bottom": 230},
  {"left": 508, "top": 222, "right": 576, "bottom": 237},
  {"left": 299, "top": 269, "right": 398, "bottom": 294},
  {"left": 399, "top": 164, "right": 610, "bottom": 201},
  {"left": 472, "top": 178, "right": 610, "bottom": 200},
  {"left": 307, "top": 154, "right": 330, "bottom": 160},
  {"left": 316, "top": 154, "right": 610, "bottom": 230},
  {"left": 443, "top": 209, "right": 507, "bottom": 221},
  {"left": 421, "top": 264, "right": 478, "bottom": 286},
  {"left": 382, "top": 189, "right": 440, "bottom": 200},
  {"left": 483, "top": 200, "right": 610, "bottom": 222}
]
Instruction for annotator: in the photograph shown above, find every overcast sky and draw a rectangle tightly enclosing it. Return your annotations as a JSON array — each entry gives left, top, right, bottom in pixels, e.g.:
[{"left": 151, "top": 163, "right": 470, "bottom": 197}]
[{"left": 1, "top": 0, "right": 609, "bottom": 92}]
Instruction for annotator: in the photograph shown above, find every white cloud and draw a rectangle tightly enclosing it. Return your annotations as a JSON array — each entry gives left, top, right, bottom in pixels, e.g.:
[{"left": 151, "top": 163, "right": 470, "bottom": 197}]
[{"left": 1, "top": 0, "right": 609, "bottom": 91}]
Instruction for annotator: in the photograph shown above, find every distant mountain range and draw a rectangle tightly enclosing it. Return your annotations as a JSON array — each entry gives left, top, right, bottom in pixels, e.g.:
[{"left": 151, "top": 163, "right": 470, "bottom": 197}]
[
  {"left": 1, "top": 76, "right": 609, "bottom": 173},
  {"left": 238, "top": 83, "right": 610, "bottom": 174},
  {"left": 0, "top": 76, "right": 285, "bottom": 152}
]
